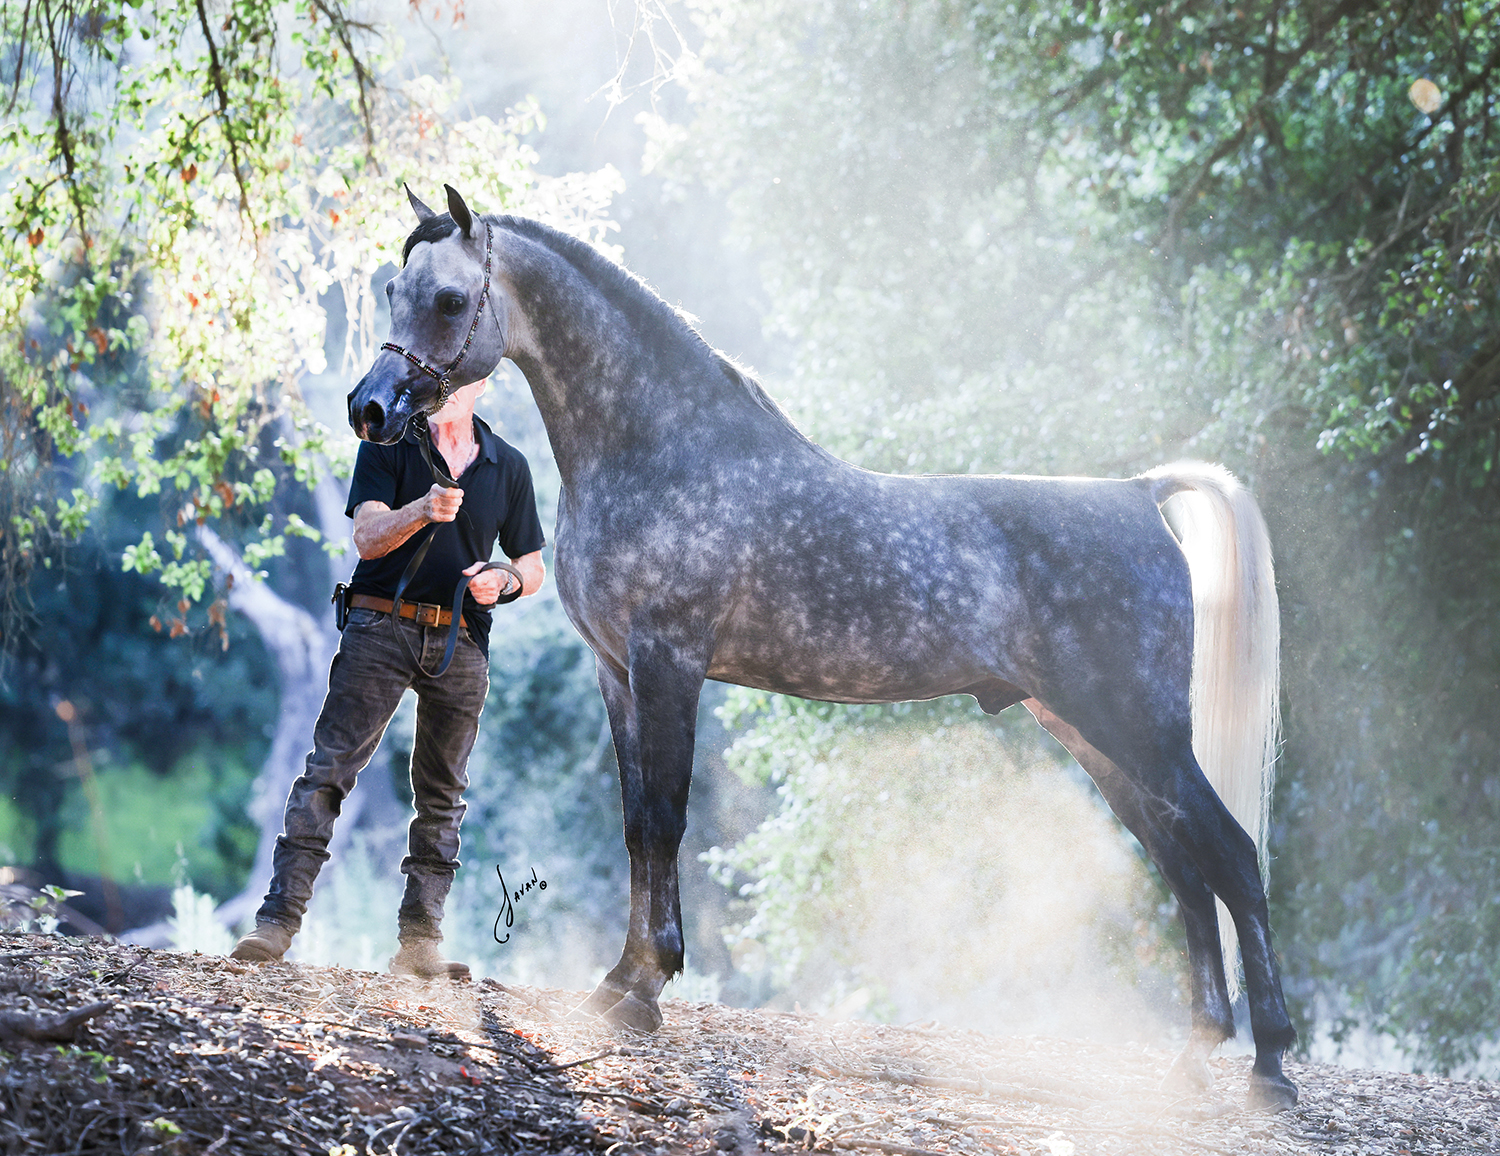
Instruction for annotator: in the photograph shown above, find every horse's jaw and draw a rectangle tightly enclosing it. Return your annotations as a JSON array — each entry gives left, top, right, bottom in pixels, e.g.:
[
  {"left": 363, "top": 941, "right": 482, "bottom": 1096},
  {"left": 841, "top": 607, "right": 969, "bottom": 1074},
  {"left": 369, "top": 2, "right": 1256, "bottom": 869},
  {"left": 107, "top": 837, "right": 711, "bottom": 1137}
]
[{"left": 347, "top": 352, "right": 441, "bottom": 444}]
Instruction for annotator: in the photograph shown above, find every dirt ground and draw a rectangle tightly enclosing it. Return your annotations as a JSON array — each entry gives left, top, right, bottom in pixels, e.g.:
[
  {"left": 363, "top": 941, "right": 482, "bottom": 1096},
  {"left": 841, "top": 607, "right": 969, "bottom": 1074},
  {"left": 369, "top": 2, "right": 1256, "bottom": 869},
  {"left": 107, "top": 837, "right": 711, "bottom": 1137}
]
[{"left": 1, "top": 932, "right": 1496, "bottom": 1155}]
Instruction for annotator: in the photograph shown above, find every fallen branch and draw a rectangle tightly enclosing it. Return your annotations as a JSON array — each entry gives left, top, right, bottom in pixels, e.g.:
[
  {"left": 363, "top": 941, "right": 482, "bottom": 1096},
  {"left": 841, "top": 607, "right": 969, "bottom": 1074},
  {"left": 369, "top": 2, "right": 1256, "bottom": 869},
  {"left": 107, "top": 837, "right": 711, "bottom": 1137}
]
[
  {"left": 0, "top": 999, "right": 113, "bottom": 1045},
  {"left": 832, "top": 1139, "right": 947, "bottom": 1156},
  {"left": 531, "top": 1046, "right": 618, "bottom": 1073}
]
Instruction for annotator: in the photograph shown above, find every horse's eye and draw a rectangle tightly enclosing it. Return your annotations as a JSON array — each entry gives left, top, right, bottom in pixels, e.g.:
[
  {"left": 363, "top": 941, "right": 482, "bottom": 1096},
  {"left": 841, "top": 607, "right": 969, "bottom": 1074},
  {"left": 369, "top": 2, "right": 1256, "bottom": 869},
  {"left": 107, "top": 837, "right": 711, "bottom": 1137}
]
[
  {"left": 384, "top": 280, "right": 394, "bottom": 299},
  {"left": 437, "top": 291, "right": 466, "bottom": 317}
]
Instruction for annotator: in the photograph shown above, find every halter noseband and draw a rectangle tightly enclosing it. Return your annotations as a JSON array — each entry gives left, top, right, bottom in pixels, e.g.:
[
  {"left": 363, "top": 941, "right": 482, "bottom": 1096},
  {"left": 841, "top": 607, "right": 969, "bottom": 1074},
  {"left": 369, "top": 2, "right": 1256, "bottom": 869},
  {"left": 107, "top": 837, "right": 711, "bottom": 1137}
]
[{"left": 381, "top": 220, "right": 496, "bottom": 418}]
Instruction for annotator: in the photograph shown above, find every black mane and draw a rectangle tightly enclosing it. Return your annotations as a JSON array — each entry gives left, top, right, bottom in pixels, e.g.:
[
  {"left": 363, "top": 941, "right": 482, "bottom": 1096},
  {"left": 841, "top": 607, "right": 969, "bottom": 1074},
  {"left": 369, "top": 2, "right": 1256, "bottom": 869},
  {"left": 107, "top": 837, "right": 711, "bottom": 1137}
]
[
  {"left": 492, "top": 215, "right": 830, "bottom": 459},
  {"left": 397, "top": 209, "right": 828, "bottom": 457}
]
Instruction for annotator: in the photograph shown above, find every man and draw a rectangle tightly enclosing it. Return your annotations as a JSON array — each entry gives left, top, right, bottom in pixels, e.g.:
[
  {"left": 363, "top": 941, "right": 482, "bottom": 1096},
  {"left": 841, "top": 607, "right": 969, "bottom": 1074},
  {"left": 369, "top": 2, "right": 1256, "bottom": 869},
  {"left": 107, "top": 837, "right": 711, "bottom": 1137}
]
[{"left": 230, "top": 376, "right": 545, "bottom": 979}]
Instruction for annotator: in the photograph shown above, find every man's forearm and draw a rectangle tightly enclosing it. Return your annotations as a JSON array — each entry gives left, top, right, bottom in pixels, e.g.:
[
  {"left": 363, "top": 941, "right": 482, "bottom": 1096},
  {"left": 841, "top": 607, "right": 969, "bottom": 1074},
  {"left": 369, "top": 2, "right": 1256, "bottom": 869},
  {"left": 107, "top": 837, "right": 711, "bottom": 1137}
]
[
  {"left": 353, "top": 486, "right": 465, "bottom": 559},
  {"left": 352, "top": 500, "right": 432, "bottom": 559}
]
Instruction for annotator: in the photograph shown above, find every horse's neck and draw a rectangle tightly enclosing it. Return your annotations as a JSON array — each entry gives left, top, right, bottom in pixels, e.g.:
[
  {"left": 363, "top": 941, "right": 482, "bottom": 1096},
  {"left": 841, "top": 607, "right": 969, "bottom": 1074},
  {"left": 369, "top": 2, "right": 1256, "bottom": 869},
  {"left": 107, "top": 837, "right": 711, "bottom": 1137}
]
[{"left": 511, "top": 261, "right": 787, "bottom": 485}]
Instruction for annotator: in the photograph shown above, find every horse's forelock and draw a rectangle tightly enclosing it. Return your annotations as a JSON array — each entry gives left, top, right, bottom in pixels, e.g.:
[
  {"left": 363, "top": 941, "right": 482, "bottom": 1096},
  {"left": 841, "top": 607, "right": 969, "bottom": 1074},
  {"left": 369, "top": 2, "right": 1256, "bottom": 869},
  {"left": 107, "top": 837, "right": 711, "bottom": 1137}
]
[{"left": 401, "top": 214, "right": 461, "bottom": 266}]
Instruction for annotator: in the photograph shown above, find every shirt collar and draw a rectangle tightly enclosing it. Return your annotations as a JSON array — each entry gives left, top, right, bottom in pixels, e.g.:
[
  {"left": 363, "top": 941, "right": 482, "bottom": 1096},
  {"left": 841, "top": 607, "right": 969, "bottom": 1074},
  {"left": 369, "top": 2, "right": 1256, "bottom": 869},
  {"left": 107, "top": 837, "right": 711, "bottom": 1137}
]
[{"left": 473, "top": 415, "right": 502, "bottom": 464}]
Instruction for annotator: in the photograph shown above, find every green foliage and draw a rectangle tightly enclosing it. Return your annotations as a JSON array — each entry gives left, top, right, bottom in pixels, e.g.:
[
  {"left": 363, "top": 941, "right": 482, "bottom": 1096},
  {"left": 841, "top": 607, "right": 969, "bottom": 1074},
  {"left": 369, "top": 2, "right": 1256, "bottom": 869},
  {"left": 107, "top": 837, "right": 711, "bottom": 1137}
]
[
  {"left": 676, "top": 0, "right": 1500, "bottom": 479},
  {"left": 53, "top": 753, "right": 259, "bottom": 899},
  {"left": 1265, "top": 449, "right": 1500, "bottom": 1074},
  {"left": 0, "top": 1, "right": 623, "bottom": 642},
  {"left": 1, "top": 0, "right": 371, "bottom": 626},
  {"left": 14, "top": 884, "right": 84, "bottom": 935},
  {"left": 0, "top": 485, "right": 276, "bottom": 902}
]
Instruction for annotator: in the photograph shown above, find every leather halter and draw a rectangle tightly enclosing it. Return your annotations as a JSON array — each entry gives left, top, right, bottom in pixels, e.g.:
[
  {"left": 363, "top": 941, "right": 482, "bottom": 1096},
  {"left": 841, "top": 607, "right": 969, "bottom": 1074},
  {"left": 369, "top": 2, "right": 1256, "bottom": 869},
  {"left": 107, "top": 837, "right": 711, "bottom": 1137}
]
[{"left": 381, "top": 220, "right": 496, "bottom": 428}]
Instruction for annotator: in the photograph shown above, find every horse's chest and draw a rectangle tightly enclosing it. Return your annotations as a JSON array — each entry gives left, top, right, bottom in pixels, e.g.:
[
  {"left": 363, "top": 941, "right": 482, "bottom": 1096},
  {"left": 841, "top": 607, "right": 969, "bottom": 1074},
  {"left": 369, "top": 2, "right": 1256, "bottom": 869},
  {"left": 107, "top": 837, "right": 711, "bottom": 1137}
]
[{"left": 553, "top": 488, "right": 738, "bottom": 645}]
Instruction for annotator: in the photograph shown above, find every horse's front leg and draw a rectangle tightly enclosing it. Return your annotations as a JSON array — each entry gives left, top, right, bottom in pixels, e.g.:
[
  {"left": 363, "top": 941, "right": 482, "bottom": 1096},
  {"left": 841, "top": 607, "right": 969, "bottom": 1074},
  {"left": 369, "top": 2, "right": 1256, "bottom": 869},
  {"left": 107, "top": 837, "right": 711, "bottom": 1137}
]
[{"left": 575, "top": 638, "right": 705, "bottom": 1031}]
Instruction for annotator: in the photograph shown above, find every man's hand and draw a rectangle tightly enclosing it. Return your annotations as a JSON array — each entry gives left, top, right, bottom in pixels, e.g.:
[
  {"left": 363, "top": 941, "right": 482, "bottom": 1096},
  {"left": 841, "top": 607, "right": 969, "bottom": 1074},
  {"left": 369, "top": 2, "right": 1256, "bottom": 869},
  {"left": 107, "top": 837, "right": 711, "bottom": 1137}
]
[
  {"left": 464, "top": 559, "right": 517, "bottom": 605},
  {"left": 464, "top": 551, "right": 545, "bottom": 604},
  {"left": 422, "top": 484, "right": 464, "bottom": 523}
]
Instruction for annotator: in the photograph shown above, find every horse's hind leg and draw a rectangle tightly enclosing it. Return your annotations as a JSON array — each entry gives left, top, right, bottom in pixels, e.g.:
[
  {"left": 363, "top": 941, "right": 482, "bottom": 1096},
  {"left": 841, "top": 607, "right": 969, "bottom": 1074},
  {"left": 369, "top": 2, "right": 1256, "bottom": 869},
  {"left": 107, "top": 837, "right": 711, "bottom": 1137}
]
[
  {"left": 1032, "top": 702, "right": 1297, "bottom": 1108},
  {"left": 574, "top": 641, "right": 703, "bottom": 1032},
  {"left": 1024, "top": 701, "right": 1235, "bottom": 1093},
  {"left": 1161, "top": 759, "right": 1298, "bottom": 1110}
]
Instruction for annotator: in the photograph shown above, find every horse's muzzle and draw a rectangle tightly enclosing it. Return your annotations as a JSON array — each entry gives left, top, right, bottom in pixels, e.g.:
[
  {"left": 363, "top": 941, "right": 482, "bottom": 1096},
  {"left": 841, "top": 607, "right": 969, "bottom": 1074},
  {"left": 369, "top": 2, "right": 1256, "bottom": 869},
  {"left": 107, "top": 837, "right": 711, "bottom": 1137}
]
[{"left": 348, "top": 355, "right": 431, "bottom": 444}]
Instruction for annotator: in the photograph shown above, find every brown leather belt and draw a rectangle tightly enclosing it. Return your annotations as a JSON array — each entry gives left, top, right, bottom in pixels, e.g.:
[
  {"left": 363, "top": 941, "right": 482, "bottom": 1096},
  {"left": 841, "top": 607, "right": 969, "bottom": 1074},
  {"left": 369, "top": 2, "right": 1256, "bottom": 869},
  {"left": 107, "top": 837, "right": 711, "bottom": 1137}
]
[{"left": 349, "top": 593, "right": 466, "bottom": 629}]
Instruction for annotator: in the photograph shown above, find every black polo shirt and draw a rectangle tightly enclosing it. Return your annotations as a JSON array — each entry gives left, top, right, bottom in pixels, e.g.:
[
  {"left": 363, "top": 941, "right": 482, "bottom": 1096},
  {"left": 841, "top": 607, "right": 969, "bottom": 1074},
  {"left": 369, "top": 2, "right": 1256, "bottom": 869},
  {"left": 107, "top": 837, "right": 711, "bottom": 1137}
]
[{"left": 344, "top": 416, "right": 545, "bottom": 657}]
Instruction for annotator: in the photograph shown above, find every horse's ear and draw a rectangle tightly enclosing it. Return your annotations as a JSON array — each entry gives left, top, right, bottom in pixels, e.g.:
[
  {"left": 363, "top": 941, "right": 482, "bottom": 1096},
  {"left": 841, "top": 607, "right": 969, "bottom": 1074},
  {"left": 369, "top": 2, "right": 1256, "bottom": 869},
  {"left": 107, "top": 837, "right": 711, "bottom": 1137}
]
[
  {"left": 444, "top": 184, "right": 474, "bottom": 239},
  {"left": 405, "top": 184, "right": 437, "bottom": 223}
]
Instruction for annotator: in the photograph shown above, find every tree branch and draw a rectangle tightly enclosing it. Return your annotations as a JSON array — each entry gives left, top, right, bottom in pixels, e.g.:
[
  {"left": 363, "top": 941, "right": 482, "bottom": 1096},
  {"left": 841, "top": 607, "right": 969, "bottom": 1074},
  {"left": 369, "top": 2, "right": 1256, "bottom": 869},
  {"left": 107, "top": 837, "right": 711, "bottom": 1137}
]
[
  {"left": 44, "top": 0, "right": 90, "bottom": 243},
  {"left": 6, "top": 0, "right": 35, "bottom": 114},
  {"left": 0, "top": 1000, "right": 112, "bottom": 1046},
  {"left": 306, "top": 0, "right": 379, "bottom": 161},
  {"left": 1155, "top": 0, "right": 1381, "bottom": 253},
  {"left": 193, "top": 0, "right": 251, "bottom": 218},
  {"left": 194, "top": 524, "right": 338, "bottom": 936},
  {"left": 197, "top": 524, "right": 327, "bottom": 688}
]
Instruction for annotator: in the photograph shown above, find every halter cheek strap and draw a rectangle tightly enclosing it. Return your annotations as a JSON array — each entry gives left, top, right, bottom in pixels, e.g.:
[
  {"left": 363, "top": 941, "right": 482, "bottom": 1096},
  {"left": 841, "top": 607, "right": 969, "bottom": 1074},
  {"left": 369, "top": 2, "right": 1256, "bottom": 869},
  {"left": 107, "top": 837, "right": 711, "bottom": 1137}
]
[{"left": 381, "top": 221, "right": 496, "bottom": 416}]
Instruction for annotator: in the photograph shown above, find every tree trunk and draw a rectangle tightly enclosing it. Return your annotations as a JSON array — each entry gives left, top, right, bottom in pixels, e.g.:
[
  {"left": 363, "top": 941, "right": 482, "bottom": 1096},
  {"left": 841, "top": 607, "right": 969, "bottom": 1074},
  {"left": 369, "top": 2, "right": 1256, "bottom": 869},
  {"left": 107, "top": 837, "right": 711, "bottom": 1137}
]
[
  {"left": 197, "top": 521, "right": 338, "bottom": 932},
  {"left": 124, "top": 472, "right": 408, "bottom": 943}
]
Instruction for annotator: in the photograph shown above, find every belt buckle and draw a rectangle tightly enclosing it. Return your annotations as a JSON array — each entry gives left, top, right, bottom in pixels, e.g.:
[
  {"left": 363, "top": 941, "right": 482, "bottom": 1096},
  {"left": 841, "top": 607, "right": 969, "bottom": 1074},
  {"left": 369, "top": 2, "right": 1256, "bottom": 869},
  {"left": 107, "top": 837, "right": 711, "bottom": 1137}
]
[{"left": 414, "top": 602, "right": 441, "bottom": 626}]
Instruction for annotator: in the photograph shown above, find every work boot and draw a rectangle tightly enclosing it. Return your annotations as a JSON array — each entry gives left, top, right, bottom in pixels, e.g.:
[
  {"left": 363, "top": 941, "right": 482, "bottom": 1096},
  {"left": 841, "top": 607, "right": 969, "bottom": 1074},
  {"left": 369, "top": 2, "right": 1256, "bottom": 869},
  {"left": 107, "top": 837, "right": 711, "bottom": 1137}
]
[
  {"left": 230, "top": 921, "right": 294, "bottom": 963},
  {"left": 389, "top": 939, "right": 471, "bottom": 981}
]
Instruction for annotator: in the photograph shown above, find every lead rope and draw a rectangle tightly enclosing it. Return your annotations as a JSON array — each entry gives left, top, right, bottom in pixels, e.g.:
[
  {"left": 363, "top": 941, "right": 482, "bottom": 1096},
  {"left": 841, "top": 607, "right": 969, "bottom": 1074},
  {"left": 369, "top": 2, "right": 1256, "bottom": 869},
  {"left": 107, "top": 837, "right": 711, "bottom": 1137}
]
[
  {"left": 378, "top": 220, "right": 521, "bottom": 678},
  {"left": 387, "top": 420, "right": 523, "bottom": 679}
]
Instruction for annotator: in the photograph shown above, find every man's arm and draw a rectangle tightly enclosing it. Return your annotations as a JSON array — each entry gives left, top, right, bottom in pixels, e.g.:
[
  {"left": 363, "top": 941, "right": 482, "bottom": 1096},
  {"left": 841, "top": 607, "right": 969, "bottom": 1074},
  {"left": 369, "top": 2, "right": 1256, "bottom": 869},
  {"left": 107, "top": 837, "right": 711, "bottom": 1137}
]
[
  {"left": 352, "top": 486, "right": 464, "bottom": 560},
  {"left": 464, "top": 550, "right": 545, "bottom": 604}
]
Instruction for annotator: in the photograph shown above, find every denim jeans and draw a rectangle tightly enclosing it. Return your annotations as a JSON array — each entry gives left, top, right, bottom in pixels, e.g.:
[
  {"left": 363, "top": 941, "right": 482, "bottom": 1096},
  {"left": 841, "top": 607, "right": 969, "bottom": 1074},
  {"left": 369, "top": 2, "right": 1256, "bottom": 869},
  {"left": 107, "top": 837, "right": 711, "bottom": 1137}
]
[{"left": 255, "top": 606, "right": 489, "bottom": 943}]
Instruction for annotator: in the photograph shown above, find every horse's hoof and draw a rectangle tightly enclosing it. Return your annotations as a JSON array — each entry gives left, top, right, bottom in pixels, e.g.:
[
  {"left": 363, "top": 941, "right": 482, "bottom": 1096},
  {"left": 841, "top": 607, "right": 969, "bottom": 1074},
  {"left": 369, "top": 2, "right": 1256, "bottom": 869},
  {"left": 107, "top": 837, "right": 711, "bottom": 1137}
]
[
  {"left": 1161, "top": 1050, "right": 1215, "bottom": 1095},
  {"left": 570, "top": 984, "right": 626, "bottom": 1021},
  {"left": 603, "top": 992, "right": 663, "bottom": 1033},
  {"left": 1247, "top": 1071, "right": 1299, "bottom": 1112}
]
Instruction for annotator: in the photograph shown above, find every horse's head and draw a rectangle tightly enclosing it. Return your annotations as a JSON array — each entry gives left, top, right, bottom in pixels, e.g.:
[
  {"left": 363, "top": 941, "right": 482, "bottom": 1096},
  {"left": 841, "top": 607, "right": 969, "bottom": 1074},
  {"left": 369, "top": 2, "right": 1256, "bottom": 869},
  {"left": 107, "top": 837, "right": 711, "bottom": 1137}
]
[{"left": 347, "top": 185, "right": 506, "bottom": 444}]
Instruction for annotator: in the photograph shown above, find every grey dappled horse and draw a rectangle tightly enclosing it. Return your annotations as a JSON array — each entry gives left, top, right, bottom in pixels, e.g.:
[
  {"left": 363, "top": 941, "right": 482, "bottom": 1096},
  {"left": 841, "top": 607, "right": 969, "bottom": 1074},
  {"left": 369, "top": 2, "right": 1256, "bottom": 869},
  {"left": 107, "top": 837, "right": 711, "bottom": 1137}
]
[{"left": 348, "top": 186, "right": 1298, "bottom": 1110}]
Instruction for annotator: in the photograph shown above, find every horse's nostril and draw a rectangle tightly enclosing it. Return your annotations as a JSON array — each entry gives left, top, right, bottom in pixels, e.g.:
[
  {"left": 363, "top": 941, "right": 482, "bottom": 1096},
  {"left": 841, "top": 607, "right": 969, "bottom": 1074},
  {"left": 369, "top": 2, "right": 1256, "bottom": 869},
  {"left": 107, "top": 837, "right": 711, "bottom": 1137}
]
[{"left": 360, "top": 400, "right": 386, "bottom": 431}]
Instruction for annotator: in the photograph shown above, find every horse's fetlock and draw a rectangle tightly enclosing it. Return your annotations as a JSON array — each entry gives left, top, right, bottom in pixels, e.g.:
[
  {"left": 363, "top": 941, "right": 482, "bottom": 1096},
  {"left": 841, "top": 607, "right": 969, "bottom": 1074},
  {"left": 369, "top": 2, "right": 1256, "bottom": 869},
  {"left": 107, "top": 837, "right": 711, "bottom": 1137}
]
[
  {"left": 652, "top": 928, "right": 684, "bottom": 972},
  {"left": 1253, "top": 1020, "right": 1296, "bottom": 1055}
]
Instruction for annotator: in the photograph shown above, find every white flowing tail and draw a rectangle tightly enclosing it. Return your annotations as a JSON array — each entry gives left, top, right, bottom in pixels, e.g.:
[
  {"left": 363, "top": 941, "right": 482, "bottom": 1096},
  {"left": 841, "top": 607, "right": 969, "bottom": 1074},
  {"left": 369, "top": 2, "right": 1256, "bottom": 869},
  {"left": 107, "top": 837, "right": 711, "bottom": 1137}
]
[{"left": 1143, "top": 461, "right": 1281, "bottom": 1001}]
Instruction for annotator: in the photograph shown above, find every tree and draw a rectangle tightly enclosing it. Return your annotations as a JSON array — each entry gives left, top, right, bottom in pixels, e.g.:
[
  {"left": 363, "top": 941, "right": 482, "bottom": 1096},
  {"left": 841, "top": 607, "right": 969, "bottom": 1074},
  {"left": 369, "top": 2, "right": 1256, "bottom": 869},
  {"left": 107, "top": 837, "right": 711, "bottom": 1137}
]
[
  {"left": 0, "top": 1, "right": 625, "bottom": 936},
  {"left": 0, "top": 1, "right": 621, "bottom": 638}
]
